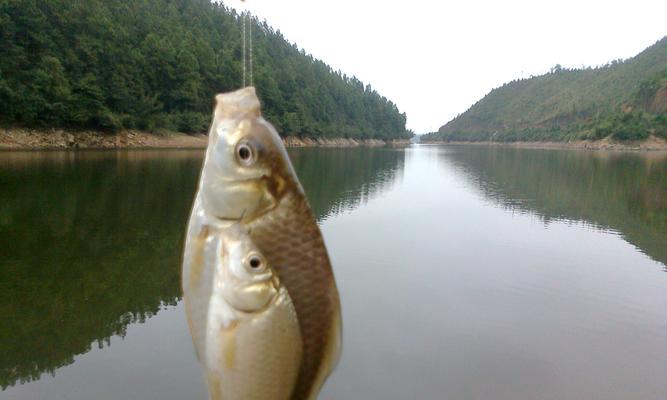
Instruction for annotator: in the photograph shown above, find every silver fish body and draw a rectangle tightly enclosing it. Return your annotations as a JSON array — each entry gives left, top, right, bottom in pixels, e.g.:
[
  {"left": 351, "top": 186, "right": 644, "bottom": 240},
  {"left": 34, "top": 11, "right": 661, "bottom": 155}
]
[{"left": 182, "top": 88, "right": 341, "bottom": 400}]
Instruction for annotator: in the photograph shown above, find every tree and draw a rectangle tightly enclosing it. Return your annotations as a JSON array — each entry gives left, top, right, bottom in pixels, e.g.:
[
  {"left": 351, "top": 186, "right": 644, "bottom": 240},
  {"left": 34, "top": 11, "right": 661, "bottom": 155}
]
[{"left": 0, "top": 0, "right": 409, "bottom": 139}]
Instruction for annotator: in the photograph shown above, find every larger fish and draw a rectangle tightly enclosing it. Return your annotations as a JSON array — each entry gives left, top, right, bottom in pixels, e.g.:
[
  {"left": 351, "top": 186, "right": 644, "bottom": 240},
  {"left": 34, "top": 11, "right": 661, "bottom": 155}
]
[{"left": 182, "top": 87, "right": 342, "bottom": 400}]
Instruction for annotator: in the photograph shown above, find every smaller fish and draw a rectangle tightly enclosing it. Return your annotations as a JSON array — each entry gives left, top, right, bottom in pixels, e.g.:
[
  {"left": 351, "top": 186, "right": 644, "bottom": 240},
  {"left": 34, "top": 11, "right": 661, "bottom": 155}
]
[{"left": 184, "top": 223, "right": 303, "bottom": 400}]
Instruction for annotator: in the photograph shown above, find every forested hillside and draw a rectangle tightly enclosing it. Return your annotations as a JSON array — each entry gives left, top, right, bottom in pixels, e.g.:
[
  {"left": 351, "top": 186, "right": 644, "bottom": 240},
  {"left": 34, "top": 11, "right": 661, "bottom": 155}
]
[
  {"left": 0, "top": 0, "right": 411, "bottom": 139},
  {"left": 423, "top": 37, "right": 667, "bottom": 142}
]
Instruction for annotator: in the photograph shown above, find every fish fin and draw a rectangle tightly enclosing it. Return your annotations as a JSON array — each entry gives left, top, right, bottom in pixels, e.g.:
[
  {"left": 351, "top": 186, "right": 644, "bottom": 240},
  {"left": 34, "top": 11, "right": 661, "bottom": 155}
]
[{"left": 305, "top": 301, "right": 343, "bottom": 400}]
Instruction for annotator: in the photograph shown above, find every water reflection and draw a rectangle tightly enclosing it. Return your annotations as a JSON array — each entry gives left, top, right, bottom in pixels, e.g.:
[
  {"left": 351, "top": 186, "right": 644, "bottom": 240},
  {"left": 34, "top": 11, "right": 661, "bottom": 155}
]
[
  {"left": 0, "top": 151, "right": 201, "bottom": 389},
  {"left": 439, "top": 146, "right": 667, "bottom": 269},
  {"left": 288, "top": 147, "right": 405, "bottom": 221},
  {"left": 0, "top": 147, "right": 404, "bottom": 389},
  {"left": 3, "top": 146, "right": 666, "bottom": 400}
]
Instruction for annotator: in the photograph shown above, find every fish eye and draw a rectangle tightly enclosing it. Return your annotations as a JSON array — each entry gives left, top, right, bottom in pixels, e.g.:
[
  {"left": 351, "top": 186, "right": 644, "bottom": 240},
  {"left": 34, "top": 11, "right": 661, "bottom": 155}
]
[
  {"left": 235, "top": 141, "right": 256, "bottom": 166},
  {"left": 245, "top": 252, "right": 266, "bottom": 273},
  {"left": 249, "top": 256, "right": 261, "bottom": 269}
]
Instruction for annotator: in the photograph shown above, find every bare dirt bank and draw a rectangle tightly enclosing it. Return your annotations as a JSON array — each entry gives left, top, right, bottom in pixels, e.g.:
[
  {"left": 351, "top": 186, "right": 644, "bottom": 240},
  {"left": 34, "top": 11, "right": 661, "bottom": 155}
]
[
  {"left": 282, "top": 136, "right": 411, "bottom": 148},
  {"left": 421, "top": 135, "right": 667, "bottom": 151},
  {"left": 0, "top": 129, "right": 411, "bottom": 150},
  {"left": 0, "top": 128, "right": 208, "bottom": 150}
]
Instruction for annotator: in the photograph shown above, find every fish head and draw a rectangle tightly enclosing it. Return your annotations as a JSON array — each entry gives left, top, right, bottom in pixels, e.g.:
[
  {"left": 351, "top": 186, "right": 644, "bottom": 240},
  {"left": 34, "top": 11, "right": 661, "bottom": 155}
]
[
  {"left": 200, "top": 87, "right": 298, "bottom": 221},
  {"left": 220, "top": 227, "right": 279, "bottom": 313}
]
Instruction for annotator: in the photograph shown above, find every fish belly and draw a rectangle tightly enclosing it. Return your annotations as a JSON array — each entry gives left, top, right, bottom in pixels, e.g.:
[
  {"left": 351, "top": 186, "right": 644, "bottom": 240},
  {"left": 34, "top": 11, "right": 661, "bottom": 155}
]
[{"left": 205, "top": 287, "right": 303, "bottom": 400}]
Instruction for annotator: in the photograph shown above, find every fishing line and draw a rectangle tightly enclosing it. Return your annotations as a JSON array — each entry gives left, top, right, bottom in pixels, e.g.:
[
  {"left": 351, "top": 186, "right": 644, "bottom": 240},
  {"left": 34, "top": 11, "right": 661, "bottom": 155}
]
[
  {"left": 241, "top": 11, "right": 247, "bottom": 87},
  {"left": 239, "top": 1, "right": 253, "bottom": 88},
  {"left": 248, "top": 13, "right": 253, "bottom": 87}
]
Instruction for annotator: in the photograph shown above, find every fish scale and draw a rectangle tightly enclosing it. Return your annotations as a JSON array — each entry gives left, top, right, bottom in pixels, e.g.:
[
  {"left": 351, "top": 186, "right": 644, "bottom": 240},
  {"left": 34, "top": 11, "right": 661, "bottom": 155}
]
[{"left": 248, "top": 193, "right": 340, "bottom": 400}]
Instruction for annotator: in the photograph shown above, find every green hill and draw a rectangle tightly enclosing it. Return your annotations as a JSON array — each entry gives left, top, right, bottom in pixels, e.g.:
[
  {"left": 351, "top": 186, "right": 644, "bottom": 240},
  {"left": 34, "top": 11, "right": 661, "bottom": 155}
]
[
  {"left": 423, "top": 36, "right": 667, "bottom": 142},
  {"left": 0, "top": 0, "right": 410, "bottom": 140}
]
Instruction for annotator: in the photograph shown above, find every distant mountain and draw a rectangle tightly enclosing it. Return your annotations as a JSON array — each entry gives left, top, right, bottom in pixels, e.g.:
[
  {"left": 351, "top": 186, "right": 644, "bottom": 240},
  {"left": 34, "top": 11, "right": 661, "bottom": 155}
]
[{"left": 423, "top": 36, "right": 667, "bottom": 142}]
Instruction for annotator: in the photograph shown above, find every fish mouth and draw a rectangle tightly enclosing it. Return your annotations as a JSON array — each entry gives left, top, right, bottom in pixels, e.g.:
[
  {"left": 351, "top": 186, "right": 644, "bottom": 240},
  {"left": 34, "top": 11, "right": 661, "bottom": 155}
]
[
  {"left": 212, "top": 205, "right": 253, "bottom": 222},
  {"left": 211, "top": 212, "right": 245, "bottom": 222}
]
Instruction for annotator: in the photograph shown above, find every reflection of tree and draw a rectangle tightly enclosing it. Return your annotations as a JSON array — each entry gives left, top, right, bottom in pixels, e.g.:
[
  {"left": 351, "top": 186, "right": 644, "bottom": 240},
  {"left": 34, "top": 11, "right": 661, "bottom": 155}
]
[
  {"left": 0, "top": 151, "right": 202, "bottom": 389},
  {"left": 441, "top": 147, "right": 667, "bottom": 268},
  {"left": 0, "top": 147, "right": 405, "bottom": 389},
  {"left": 289, "top": 147, "right": 405, "bottom": 221}
]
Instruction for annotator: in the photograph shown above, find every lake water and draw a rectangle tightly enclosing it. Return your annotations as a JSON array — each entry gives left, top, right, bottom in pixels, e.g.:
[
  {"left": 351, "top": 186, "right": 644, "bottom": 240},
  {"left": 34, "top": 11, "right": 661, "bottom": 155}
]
[{"left": 1, "top": 145, "right": 665, "bottom": 400}]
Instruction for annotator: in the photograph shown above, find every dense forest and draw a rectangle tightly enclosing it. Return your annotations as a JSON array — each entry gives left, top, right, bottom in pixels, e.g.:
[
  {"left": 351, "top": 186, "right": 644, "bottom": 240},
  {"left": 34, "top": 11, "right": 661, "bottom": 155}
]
[
  {"left": 423, "top": 36, "right": 667, "bottom": 142},
  {"left": 0, "top": 0, "right": 411, "bottom": 140}
]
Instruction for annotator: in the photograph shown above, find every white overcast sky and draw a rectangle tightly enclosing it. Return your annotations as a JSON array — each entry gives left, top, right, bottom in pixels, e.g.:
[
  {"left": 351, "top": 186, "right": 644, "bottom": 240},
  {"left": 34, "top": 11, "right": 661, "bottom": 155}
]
[{"left": 228, "top": 0, "right": 667, "bottom": 133}]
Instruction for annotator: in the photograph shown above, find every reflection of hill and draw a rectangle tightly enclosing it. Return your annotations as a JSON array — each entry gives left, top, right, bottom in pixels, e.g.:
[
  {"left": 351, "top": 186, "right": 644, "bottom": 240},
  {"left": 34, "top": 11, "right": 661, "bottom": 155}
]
[
  {"left": 441, "top": 146, "right": 667, "bottom": 268},
  {"left": 289, "top": 147, "right": 405, "bottom": 221},
  {"left": 0, "top": 151, "right": 202, "bottom": 389},
  {"left": 0, "top": 147, "right": 405, "bottom": 388}
]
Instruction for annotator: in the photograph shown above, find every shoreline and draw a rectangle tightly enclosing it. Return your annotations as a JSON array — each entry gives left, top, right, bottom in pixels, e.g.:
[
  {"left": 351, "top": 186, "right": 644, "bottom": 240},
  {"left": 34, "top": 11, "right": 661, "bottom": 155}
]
[
  {"left": 3, "top": 128, "right": 664, "bottom": 152},
  {"left": 420, "top": 136, "right": 667, "bottom": 151},
  {"left": 0, "top": 128, "right": 411, "bottom": 150}
]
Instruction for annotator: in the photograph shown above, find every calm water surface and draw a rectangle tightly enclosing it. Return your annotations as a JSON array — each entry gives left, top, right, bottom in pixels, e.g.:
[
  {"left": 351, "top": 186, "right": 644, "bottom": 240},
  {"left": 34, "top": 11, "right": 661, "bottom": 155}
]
[{"left": 1, "top": 145, "right": 665, "bottom": 400}]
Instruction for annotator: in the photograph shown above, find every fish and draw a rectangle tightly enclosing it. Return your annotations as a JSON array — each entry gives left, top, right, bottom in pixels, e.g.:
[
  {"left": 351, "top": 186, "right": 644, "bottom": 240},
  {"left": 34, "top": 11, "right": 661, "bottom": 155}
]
[{"left": 182, "top": 87, "right": 342, "bottom": 400}]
